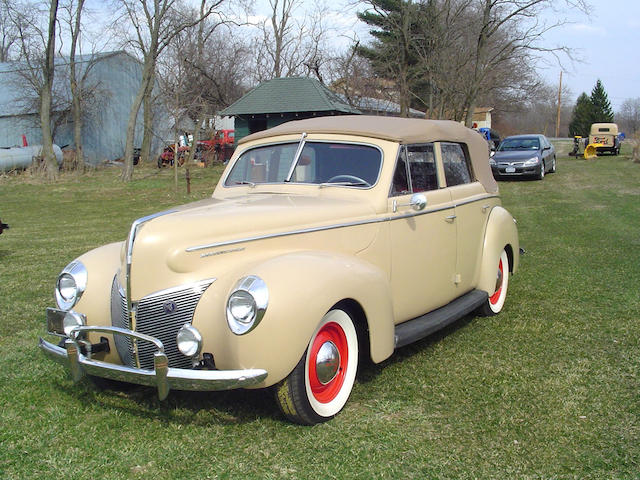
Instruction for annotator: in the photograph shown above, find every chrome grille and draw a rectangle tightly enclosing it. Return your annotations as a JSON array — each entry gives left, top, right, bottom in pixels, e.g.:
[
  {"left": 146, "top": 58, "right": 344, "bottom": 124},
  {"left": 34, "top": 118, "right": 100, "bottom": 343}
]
[
  {"left": 110, "top": 276, "right": 215, "bottom": 370},
  {"left": 111, "top": 276, "right": 134, "bottom": 366}
]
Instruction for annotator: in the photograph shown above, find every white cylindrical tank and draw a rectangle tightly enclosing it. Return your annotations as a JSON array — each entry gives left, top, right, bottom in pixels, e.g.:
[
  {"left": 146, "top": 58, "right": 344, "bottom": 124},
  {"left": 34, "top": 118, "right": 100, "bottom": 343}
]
[{"left": 0, "top": 144, "right": 63, "bottom": 172}]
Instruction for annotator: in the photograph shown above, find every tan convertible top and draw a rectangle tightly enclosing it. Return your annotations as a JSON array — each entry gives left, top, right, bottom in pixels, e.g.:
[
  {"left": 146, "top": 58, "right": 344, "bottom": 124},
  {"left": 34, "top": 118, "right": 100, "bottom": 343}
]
[{"left": 240, "top": 115, "right": 498, "bottom": 193}]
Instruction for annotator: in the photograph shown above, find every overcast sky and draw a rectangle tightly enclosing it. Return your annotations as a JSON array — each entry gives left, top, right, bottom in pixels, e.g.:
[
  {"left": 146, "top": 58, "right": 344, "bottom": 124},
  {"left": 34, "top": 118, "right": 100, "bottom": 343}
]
[{"left": 537, "top": 0, "right": 640, "bottom": 110}]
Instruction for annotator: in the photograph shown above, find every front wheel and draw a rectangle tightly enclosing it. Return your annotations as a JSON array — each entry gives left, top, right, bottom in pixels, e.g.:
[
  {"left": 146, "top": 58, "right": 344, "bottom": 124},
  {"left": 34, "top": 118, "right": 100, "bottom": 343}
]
[
  {"left": 537, "top": 162, "right": 545, "bottom": 180},
  {"left": 549, "top": 156, "right": 556, "bottom": 173},
  {"left": 275, "top": 308, "right": 359, "bottom": 425},
  {"left": 479, "top": 249, "right": 510, "bottom": 316}
]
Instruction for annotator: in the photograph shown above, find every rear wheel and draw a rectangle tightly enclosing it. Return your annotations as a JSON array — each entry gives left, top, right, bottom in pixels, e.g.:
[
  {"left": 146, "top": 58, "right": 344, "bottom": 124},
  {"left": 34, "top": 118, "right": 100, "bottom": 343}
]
[
  {"left": 275, "top": 308, "right": 359, "bottom": 425},
  {"left": 479, "top": 249, "right": 510, "bottom": 316}
]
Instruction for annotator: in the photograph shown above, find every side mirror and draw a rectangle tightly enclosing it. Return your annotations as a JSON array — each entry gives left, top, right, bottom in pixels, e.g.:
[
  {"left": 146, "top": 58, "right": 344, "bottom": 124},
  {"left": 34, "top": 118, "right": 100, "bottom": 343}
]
[
  {"left": 543, "top": 146, "right": 551, "bottom": 151},
  {"left": 409, "top": 193, "right": 427, "bottom": 211},
  {"left": 393, "top": 193, "right": 427, "bottom": 213}
]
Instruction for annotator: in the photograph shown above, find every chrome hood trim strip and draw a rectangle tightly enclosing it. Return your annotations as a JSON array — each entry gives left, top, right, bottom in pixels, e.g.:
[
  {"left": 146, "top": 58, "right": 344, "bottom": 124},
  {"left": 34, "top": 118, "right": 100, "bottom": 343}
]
[{"left": 125, "top": 210, "right": 177, "bottom": 319}]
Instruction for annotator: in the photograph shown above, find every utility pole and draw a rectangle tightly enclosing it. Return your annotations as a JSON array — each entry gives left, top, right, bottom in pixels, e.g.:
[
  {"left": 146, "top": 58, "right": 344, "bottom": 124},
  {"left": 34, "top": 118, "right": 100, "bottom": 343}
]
[{"left": 555, "top": 71, "right": 563, "bottom": 138}]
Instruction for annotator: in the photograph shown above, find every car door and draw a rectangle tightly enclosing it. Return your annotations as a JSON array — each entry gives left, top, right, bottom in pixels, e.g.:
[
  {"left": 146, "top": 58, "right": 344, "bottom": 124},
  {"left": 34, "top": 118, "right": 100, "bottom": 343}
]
[
  {"left": 388, "top": 144, "right": 458, "bottom": 323},
  {"left": 440, "top": 142, "right": 490, "bottom": 293}
]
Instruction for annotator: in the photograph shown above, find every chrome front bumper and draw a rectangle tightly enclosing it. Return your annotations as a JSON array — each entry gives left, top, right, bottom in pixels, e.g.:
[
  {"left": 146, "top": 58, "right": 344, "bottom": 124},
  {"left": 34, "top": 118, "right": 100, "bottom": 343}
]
[{"left": 38, "top": 325, "right": 268, "bottom": 401}]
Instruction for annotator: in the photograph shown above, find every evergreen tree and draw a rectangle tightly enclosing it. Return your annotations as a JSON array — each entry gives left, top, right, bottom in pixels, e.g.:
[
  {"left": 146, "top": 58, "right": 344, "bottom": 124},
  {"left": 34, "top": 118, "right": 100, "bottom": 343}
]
[
  {"left": 590, "top": 79, "right": 614, "bottom": 123},
  {"left": 356, "top": 0, "right": 421, "bottom": 116},
  {"left": 569, "top": 92, "right": 593, "bottom": 137}
]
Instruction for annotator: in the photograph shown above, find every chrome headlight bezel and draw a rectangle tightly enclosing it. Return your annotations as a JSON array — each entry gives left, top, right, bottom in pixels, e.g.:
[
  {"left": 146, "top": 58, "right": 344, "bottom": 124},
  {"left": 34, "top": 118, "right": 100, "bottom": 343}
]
[
  {"left": 55, "top": 261, "right": 88, "bottom": 311},
  {"left": 226, "top": 275, "right": 268, "bottom": 335},
  {"left": 524, "top": 156, "right": 540, "bottom": 166}
]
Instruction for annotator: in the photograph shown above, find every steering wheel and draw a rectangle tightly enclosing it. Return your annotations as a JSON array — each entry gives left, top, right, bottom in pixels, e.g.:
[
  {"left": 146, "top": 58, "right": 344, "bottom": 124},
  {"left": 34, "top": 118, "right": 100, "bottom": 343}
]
[{"left": 326, "top": 174, "right": 370, "bottom": 186}]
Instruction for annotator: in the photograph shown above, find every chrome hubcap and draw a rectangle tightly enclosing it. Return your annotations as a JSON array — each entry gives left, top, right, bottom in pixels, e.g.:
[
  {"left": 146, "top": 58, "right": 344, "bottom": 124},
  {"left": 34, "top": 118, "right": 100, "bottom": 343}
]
[
  {"left": 316, "top": 341, "right": 341, "bottom": 385},
  {"left": 495, "top": 268, "right": 503, "bottom": 293}
]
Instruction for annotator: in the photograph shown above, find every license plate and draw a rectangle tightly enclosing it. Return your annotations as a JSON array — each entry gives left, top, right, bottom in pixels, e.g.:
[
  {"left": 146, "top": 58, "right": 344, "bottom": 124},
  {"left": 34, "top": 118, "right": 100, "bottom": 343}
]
[{"left": 505, "top": 167, "right": 516, "bottom": 173}]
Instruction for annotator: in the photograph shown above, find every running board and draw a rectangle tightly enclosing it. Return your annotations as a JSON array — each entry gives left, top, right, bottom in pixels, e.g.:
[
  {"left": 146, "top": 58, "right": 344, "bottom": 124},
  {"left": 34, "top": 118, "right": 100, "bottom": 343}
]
[{"left": 394, "top": 290, "right": 488, "bottom": 349}]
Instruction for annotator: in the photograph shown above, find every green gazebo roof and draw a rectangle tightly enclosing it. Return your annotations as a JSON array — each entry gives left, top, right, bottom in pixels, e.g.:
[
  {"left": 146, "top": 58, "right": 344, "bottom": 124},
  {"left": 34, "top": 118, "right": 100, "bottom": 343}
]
[{"left": 221, "top": 77, "right": 361, "bottom": 116}]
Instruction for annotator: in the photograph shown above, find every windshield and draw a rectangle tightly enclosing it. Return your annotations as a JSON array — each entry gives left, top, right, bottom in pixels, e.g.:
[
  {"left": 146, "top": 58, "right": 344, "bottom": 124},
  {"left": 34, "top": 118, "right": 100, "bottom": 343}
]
[
  {"left": 224, "top": 141, "right": 382, "bottom": 188},
  {"left": 497, "top": 137, "right": 540, "bottom": 151}
]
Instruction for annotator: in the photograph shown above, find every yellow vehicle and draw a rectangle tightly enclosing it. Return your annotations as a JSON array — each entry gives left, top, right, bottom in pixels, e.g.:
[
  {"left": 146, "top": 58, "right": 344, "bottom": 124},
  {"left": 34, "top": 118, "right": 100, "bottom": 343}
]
[
  {"left": 39, "top": 116, "right": 519, "bottom": 424},
  {"left": 588, "top": 123, "right": 621, "bottom": 156}
]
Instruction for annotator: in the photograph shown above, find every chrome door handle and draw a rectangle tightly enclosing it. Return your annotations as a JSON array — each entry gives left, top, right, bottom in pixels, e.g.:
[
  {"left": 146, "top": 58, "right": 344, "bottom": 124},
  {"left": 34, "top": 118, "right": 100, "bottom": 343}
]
[
  {"left": 482, "top": 204, "right": 491, "bottom": 213},
  {"left": 445, "top": 215, "right": 456, "bottom": 222}
]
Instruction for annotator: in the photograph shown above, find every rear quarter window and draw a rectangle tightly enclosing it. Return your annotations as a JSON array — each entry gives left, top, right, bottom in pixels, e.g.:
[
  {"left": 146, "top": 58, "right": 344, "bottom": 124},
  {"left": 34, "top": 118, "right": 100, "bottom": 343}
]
[{"left": 441, "top": 142, "right": 473, "bottom": 187}]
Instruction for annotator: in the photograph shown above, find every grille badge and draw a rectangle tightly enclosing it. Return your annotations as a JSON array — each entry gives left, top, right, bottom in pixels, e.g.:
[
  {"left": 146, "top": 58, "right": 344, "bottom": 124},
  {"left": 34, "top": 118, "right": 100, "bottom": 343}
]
[{"left": 163, "top": 300, "right": 177, "bottom": 314}]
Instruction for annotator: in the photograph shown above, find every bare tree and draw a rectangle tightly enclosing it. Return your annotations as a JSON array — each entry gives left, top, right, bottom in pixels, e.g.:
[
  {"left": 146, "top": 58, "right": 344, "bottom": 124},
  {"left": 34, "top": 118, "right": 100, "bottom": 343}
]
[
  {"left": 59, "top": 0, "right": 87, "bottom": 169},
  {"left": 453, "top": 0, "right": 590, "bottom": 127},
  {"left": 0, "top": 0, "right": 21, "bottom": 61},
  {"left": 114, "top": 0, "right": 226, "bottom": 181},
  {"left": 250, "top": 0, "right": 332, "bottom": 83},
  {"left": 616, "top": 98, "right": 640, "bottom": 136},
  {"left": 4, "top": 0, "right": 61, "bottom": 179},
  {"left": 39, "top": 0, "right": 60, "bottom": 180},
  {"left": 158, "top": 4, "right": 248, "bottom": 168}
]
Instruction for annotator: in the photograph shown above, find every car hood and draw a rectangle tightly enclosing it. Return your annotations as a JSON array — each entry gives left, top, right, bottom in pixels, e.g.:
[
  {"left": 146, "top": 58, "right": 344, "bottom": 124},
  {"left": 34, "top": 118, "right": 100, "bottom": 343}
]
[
  {"left": 124, "top": 193, "right": 379, "bottom": 297},
  {"left": 493, "top": 150, "right": 541, "bottom": 161}
]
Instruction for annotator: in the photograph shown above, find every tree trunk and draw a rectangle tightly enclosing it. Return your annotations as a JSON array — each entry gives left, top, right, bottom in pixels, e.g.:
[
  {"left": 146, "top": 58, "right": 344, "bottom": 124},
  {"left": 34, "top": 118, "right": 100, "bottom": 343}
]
[
  {"left": 121, "top": 58, "right": 154, "bottom": 181},
  {"left": 140, "top": 79, "right": 154, "bottom": 165},
  {"left": 41, "top": 0, "right": 59, "bottom": 181},
  {"left": 70, "top": 0, "right": 85, "bottom": 171}
]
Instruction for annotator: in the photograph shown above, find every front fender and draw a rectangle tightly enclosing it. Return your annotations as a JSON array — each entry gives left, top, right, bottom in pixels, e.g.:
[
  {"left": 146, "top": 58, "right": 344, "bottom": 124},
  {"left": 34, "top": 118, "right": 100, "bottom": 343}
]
[
  {"left": 56, "top": 242, "right": 123, "bottom": 363},
  {"left": 477, "top": 207, "right": 519, "bottom": 296},
  {"left": 194, "top": 251, "right": 395, "bottom": 388}
]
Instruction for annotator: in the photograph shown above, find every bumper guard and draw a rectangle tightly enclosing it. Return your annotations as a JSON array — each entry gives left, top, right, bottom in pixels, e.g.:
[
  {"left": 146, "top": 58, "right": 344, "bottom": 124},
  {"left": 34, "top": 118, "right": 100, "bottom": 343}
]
[{"left": 39, "top": 325, "right": 268, "bottom": 400}]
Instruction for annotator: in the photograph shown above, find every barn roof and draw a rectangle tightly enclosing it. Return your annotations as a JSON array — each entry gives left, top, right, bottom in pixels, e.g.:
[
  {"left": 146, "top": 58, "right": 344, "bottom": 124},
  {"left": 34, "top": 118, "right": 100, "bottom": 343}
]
[{"left": 220, "top": 77, "right": 361, "bottom": 116}]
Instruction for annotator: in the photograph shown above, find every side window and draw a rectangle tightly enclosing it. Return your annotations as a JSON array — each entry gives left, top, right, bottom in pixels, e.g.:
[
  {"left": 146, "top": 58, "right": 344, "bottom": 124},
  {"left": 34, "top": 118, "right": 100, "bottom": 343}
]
[
  {"left": 441, "top": 142, "right": 472, "bottom": 187},
  {"left": 391, "top": 150, "right": 410, "bottom": 196},
  {"left": 406, "top": 144, "right": 437, "bottom": 192}
]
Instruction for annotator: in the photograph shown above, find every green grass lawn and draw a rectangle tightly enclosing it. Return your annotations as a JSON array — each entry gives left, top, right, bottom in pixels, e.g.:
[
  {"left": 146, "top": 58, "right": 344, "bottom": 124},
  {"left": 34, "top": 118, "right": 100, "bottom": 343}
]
[{"left": 0, "top": 151, "right": 638, "bottom": 479}]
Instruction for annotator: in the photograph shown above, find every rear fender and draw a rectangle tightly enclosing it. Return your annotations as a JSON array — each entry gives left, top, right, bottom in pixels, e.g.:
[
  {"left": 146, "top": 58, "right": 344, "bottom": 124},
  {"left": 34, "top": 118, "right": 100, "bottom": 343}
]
[{"left": 477, "top": 207, "right": 519, "bottom": 296}]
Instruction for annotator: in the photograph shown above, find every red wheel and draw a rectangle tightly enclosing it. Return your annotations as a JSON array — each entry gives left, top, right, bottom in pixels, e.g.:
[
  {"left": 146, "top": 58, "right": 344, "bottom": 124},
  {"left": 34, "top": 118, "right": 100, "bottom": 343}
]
[
  {"left": 479, "top": 249, "right": 510, "bottom": 316},
  {"left": 275, "top": 308, "right": 358, "bottom": 424}
]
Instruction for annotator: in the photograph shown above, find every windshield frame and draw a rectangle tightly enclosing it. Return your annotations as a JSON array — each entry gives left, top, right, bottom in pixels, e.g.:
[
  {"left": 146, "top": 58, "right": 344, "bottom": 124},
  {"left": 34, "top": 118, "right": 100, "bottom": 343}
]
[{"left": 222, "top": 138, "right": 385, "bottom": 190}]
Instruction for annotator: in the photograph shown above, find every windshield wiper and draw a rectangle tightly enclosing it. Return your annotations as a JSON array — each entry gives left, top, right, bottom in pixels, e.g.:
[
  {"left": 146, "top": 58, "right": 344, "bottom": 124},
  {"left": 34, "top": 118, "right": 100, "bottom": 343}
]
[{"left": 319, "top": 181, "right": 368, "bottom": 188}]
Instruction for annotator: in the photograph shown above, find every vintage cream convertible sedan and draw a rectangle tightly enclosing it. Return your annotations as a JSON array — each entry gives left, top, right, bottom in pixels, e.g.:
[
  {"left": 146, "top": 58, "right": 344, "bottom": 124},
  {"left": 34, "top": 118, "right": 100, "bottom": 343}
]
[{"left": 39, "top": 116, "right": 519, "bottom": 424}]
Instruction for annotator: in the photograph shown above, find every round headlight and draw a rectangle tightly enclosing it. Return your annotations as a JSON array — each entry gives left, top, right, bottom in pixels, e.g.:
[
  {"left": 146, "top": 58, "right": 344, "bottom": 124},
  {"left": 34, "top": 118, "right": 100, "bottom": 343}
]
[
  {"left": 63, "top": 311, "right": 85, "bottom": 337},
  {"left": 226, "top": 276, "right": 268, "bottom": 335},
  {"left": 228, "top": 290, "right": 257, "bottom": 324},
  {"left": 58, "top": 274, "right": 77, "bottom": 302},
  {"left": 176, "top": 324, "right": 202, "bottom": 357},
  {"left": 55, "top": 261, "right": 88, "bottom": 311}
]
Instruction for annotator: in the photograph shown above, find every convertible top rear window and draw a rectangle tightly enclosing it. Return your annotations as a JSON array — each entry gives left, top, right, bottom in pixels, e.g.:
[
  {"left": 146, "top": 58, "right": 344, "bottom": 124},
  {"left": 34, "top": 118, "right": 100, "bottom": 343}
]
[{"left": 225, "top": 141, "right": 382, "bottom": 188}]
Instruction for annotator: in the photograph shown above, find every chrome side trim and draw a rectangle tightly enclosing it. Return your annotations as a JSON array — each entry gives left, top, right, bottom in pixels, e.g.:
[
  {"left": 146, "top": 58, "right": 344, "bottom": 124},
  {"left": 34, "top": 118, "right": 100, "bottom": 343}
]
[
  {"left": 125, "top": 210, "right": 177, "bottom": 319},
  {"left": 187, "top": 194, "right": 500, "bottom": 253}
]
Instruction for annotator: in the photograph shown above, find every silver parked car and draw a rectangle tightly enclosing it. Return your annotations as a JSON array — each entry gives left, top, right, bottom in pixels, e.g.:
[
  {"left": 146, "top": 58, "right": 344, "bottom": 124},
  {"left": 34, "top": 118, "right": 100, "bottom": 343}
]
[{"left": 490, "top": 134, "right": 556, "bottom": 180}]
